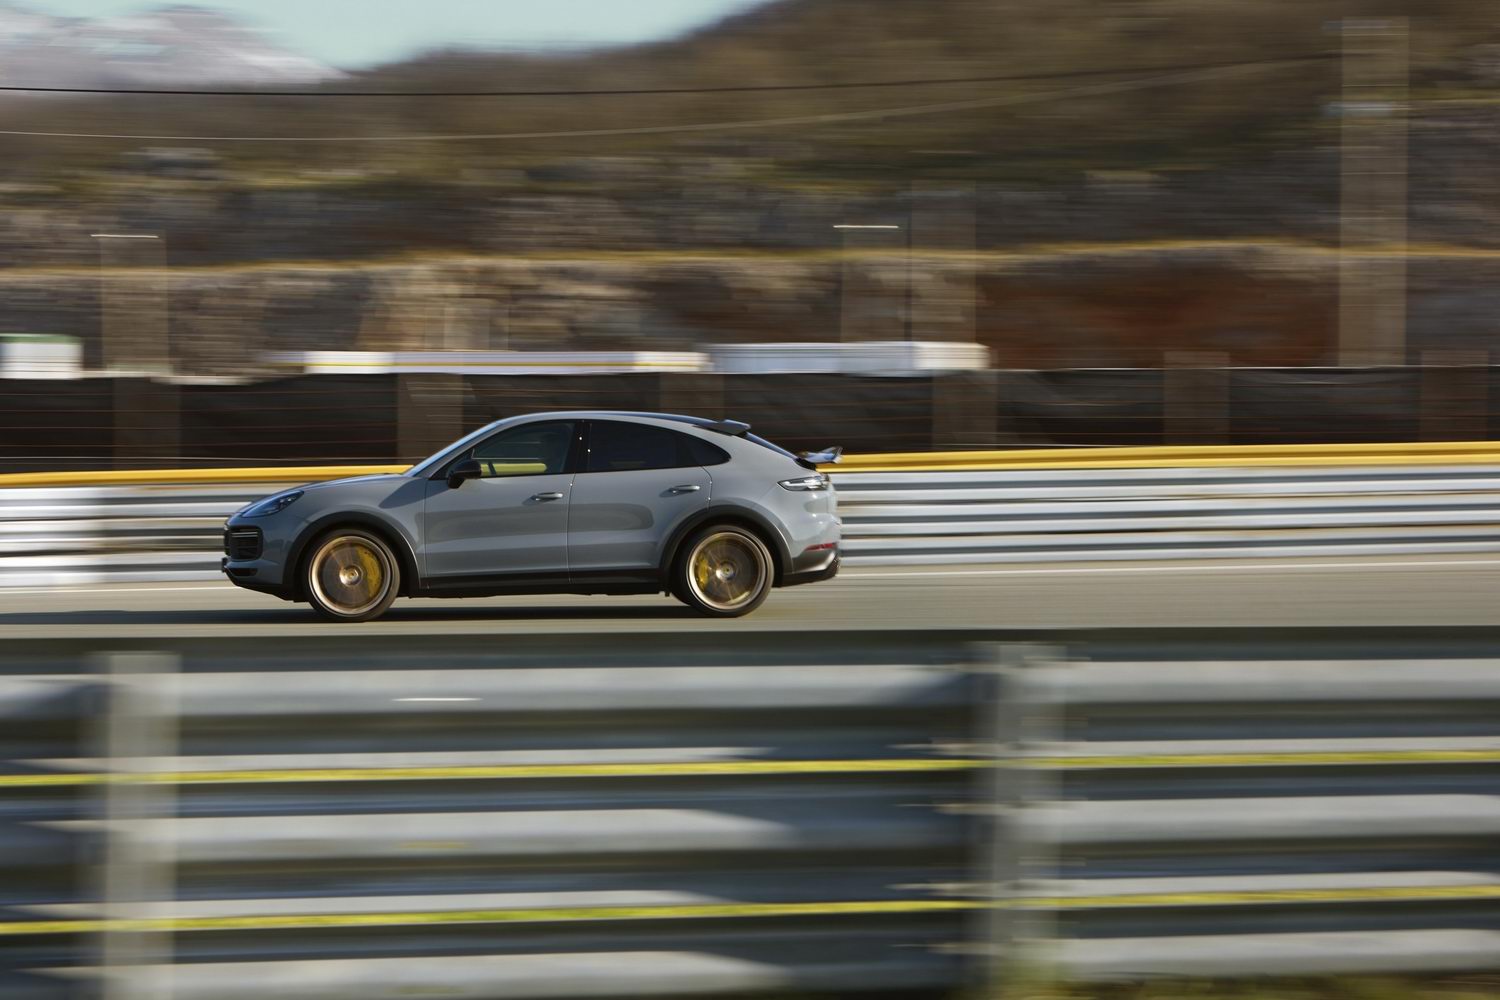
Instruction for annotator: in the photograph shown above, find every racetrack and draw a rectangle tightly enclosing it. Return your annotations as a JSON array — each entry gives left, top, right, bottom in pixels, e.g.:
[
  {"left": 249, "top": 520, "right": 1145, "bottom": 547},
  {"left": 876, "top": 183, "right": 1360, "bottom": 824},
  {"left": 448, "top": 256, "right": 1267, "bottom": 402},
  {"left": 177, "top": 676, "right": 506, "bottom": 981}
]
[{"left": 2, "top": 553, "right": 1497, "bottom": 638}]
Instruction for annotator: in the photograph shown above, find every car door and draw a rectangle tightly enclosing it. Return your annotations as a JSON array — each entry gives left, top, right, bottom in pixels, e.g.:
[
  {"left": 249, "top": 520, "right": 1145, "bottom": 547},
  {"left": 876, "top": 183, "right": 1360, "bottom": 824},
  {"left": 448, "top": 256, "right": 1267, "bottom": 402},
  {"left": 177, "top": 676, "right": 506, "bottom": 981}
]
[
  {"left": 567, "top": 420, "right": 711, "bottom": 576},
  {"left": 421, "top": 420, "right": 579, "bottom": 581}
]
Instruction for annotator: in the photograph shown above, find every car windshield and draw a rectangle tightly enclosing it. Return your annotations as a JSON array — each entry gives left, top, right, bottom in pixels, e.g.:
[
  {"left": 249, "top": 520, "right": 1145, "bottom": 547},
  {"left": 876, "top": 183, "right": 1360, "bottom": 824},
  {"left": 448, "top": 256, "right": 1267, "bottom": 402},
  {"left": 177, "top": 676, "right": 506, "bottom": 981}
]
[{"left": 404, "top": 420, "right": 507, "bottom": 478}]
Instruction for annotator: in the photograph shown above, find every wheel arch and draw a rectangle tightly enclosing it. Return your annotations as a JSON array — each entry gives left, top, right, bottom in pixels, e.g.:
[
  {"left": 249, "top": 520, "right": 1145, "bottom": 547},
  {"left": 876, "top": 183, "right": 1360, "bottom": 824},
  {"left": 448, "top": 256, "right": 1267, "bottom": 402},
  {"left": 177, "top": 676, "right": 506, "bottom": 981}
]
[
  {"left": 659, "top": 506, "right": 791, "bottom": 588},
  {"left": 286, "top": 512, "right": 421, "bottom": 599}
]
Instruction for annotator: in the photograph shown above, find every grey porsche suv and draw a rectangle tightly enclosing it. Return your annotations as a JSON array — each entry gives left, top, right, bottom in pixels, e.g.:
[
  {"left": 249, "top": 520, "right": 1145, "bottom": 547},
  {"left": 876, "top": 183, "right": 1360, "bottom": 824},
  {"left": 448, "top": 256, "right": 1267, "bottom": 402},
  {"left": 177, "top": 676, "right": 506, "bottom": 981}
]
[{"left": 222, "top": 412, "right": 841, "bottom": 621}]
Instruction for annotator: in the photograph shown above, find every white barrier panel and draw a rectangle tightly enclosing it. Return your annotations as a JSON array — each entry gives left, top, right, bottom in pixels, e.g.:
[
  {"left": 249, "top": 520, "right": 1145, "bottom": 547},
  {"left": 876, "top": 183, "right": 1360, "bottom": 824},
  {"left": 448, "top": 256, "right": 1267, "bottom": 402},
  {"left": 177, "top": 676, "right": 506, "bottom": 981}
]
[
  {"left": 7, "top": 463, "right": 1500, "bottom": 585},
  {"left": 265, "top": 350, "right": 710, "bottom": 375},
  {"left": 708, "top": 341, "right": 991, "bottom": 375}
]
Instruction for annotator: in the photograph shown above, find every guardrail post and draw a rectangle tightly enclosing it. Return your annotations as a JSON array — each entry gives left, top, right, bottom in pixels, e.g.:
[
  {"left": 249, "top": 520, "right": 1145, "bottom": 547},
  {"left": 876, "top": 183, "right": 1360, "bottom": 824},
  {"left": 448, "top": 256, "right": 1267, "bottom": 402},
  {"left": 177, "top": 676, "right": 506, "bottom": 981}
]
[
  {"left": 981, "top": 643, "right": 1063, "bottom": 997},
  {"left": 97, "top": 651, "right": 179, "bottom": 1000}
]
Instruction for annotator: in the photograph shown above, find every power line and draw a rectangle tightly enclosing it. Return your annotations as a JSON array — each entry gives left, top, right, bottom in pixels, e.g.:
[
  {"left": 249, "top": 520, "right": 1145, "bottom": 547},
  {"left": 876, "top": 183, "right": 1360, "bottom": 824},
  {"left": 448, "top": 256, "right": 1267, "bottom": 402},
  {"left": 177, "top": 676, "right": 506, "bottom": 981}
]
[
  {"left": 0, "top": 58, "right": 1324, "bottom": 143},
  {"left": 0, "top": 53, "right": 1334, "bottom": 98}
]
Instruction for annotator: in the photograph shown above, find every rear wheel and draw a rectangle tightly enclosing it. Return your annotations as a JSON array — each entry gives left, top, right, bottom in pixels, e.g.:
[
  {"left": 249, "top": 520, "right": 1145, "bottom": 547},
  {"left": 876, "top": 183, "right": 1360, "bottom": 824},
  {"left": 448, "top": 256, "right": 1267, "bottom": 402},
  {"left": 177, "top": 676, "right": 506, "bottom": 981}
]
[
  {"left": 674, "top": 525, "right": 773, "bottom": 618},
  {"left": 304, "top": 529, "right": 400, "bottom": 623}
]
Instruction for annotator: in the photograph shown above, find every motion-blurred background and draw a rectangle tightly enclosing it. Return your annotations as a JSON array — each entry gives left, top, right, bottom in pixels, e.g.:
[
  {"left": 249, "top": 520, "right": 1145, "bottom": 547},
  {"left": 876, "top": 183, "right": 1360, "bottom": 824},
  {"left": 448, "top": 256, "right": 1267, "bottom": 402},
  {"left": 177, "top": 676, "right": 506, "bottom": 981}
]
[
  {"left": 6, "top": 5, "right": 1500, "bottom": 1000},
  {"left": 1, "top": 0, "right": 1498, "bottom": 467}
]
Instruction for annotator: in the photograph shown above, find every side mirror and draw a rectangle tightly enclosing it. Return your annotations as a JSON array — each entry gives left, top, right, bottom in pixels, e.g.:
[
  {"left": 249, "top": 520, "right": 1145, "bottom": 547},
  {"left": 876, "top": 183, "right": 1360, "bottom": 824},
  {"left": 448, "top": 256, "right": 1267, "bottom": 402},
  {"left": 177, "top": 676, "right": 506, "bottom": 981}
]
[{"left": 446, "top": 458, "right": 482, "bottom": 489}]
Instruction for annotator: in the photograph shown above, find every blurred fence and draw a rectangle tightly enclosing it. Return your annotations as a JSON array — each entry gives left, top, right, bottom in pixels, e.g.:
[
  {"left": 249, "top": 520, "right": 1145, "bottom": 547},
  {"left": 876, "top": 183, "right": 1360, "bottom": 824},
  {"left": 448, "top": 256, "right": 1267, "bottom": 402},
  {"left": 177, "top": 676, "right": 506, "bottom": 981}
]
[
  {"left": 0, "top": 364, "right": 1496, "bottom": 475},
  {"left": 836, "top": 463, "right": 1500, "bottom": 564},
  {"left": 8, "top": 459, "right": 1500, "bottom": 586},
  {"left": 1, "top": 628, "right": 1498, "bottom": 997},
  {"left": 1, "top": 632, "right": 986, "bottom": 1000},
  {"left": 998, "top": 628, "right": 1500, "bottom": 980}
]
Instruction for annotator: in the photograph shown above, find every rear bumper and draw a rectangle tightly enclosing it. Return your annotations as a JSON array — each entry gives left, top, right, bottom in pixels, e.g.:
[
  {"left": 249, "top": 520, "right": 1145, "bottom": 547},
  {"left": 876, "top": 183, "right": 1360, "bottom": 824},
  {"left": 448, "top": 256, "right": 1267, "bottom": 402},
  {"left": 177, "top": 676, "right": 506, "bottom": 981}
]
[{"left": 782, "top": 551, "right": 839, "bottom": 588}]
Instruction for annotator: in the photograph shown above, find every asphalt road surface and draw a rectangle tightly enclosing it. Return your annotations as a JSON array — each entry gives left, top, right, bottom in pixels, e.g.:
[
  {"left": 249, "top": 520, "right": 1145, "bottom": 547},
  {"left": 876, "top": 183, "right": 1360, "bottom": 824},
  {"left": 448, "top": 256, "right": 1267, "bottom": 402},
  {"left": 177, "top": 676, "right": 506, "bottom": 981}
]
[{"left": 0, "top": 554, "right": 1498, "bottom": 639}]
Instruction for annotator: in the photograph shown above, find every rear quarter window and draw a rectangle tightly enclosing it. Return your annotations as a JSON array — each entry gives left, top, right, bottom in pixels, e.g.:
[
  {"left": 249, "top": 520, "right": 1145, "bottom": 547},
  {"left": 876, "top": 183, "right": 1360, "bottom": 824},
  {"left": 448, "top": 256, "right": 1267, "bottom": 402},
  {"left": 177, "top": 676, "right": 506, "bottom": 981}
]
[{"left": 684, "top": 435, "right": 730, "bottom": 467}]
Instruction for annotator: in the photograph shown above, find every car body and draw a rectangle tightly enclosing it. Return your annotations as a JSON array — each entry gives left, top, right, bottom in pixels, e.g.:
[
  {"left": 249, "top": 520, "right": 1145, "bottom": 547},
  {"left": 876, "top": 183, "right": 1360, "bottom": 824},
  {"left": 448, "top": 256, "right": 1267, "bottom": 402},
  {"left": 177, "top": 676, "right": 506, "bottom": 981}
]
[{"left": 221, "top": 412, "right": 840, "bottom": 621}]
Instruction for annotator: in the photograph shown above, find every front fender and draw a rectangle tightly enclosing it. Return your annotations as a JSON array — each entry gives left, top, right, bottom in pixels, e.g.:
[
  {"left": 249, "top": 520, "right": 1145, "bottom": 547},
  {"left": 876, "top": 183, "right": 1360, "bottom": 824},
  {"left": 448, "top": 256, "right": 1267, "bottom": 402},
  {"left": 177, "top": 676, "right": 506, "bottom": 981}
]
[{"left": 285, "top": 510, "right": 423, "bottom": 597}]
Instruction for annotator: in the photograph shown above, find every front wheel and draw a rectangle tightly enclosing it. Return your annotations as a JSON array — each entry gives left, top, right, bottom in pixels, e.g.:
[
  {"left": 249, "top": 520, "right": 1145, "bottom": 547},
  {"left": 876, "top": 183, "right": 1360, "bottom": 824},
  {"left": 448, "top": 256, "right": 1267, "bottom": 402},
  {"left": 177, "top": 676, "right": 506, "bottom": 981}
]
[
  {"left": 674, "top": 525, "right": 773, "bottom": 618},
  {"left": 304, "top": 529, "right": 400, "bottom": 622}
]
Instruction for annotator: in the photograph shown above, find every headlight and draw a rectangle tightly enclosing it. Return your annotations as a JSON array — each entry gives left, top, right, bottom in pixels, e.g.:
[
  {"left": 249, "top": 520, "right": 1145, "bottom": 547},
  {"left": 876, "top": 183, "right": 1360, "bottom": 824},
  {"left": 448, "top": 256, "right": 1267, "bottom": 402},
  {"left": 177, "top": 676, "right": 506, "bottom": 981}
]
[
  {"left": 242, "top": 490, "right": 304, "bottom": 517},
  {"left": 779, "top": 474, "right": 830, "bottom": 492}
]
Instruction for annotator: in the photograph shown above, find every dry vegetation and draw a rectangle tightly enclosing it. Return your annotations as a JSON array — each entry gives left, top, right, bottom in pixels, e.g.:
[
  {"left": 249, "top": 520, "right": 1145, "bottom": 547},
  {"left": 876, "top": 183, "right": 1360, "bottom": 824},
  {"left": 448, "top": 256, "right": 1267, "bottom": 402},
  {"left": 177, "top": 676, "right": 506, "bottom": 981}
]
[{"left": 4, "top": 0, "right": 1500, "bottom": 184}]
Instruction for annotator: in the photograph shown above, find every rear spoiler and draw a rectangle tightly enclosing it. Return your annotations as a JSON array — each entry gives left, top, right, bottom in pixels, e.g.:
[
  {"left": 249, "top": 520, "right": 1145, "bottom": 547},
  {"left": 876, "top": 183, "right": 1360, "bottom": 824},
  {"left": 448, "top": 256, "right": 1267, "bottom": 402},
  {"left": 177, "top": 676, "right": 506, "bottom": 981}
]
[
  {"left": 796, "top": 446, "right": 842, "bottom": 470},
  {"left": 703, "top": 419, "right": 840, "bottom": 469}
]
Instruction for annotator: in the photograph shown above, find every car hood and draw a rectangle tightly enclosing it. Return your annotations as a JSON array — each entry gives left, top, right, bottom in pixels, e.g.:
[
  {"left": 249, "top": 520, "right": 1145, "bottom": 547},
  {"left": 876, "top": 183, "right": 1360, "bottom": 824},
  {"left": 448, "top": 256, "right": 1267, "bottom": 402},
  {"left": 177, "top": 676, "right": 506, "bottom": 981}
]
[
  {"left": 235, "top": 473, "right": 413, "bottom": 517},
  {"left": 298, "top": 473, "right": 411, "bottom": 493}
]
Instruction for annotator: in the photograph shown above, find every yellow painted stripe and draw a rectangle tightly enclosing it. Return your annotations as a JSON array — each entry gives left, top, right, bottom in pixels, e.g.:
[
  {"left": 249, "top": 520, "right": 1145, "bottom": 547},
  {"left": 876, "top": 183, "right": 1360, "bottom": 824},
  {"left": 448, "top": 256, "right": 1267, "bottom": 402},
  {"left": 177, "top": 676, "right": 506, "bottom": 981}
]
[
  {"left": 1028, "top": 749, "right": 1500, "bottom": 769},
  {"left": 829, "top": 440, "right": 1500, "bottom": 473},
  {"left": 9, "top": 440, "right": 1500, "bottom": 488},
  {"left": 0, "top": 465, "right": 406, "bottom": 489},
  {"left": 0, "top": 899, "right": 980, "bottom": 936},
  {"left": 2, "top": 749, "right": 1491, "bottom": 789},
  {"left": 0, "top": 758, "right": 982, "bottom": 788},
  {"left": 5, "top": 884, "right": 1499, "bottom": 936},
  {"left": 1015, "top": 884, "right": 1500, "bottom": 910}
]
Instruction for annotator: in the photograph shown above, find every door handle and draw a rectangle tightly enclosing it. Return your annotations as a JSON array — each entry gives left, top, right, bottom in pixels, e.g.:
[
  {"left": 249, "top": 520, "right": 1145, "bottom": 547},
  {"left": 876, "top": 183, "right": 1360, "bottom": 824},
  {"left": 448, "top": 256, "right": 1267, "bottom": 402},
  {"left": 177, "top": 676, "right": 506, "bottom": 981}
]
[
  {"left": 668, "top": 484, "right": 702, "bottom": 493},
  {"left": 530, "top": 492, "right": 565, "bottom": 501}
]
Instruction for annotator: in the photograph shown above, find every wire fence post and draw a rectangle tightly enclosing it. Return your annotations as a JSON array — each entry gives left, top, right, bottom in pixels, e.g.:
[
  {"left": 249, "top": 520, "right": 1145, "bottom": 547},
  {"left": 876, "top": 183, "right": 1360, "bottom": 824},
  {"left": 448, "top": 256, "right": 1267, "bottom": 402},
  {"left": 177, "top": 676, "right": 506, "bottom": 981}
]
[{"left": 97, "top": 651, "right": 179, "bottom": 1000}]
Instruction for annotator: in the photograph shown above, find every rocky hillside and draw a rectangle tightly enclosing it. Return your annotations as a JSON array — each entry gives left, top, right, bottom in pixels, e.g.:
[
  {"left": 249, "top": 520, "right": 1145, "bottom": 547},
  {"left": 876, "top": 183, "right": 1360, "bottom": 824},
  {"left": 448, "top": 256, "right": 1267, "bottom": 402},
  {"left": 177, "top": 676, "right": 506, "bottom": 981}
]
[{"left": 1, "top": 0, "right": 1500, "bottom": 369}]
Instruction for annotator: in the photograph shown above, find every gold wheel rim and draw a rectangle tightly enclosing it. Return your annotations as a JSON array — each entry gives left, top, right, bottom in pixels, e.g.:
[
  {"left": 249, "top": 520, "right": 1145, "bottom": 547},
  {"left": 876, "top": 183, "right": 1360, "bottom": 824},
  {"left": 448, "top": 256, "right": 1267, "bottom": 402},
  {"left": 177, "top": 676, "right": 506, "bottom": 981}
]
[
  {"left": 687, "top": 531, "right": 767, "bottom": 612},
  {"left": 310, "top": 535, "right": 391, "bottom": 616}
]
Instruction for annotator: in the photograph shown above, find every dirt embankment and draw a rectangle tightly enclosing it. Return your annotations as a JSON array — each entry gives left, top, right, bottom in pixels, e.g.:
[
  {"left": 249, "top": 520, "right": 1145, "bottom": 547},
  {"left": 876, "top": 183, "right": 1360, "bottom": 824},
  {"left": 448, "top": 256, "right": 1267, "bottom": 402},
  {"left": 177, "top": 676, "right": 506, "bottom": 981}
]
[{"left": 5, "top": 244, "right": 1499, "bottom": 374}]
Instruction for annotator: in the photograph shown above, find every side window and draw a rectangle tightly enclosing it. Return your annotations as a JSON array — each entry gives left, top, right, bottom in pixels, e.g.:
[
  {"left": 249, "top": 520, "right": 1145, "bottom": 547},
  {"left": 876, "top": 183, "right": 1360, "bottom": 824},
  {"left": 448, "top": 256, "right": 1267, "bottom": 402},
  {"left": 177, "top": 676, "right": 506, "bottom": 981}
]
[
  {"left": 468, "top": 421, "right": 575, "bottom": 478},
  {"left": 586, "top": 421, "right": 699, "bottom": 473}
]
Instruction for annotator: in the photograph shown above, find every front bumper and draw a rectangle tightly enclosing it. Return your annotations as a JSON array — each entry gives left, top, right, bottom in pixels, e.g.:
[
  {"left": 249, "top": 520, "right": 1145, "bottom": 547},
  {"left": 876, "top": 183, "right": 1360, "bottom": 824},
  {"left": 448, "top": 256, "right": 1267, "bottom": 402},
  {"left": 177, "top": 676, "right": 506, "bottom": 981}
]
[
  {"left": 221, "top": 517, "right": 297, "bottom": 599},
  {"left": 221, "top": 556, "right": 295, "bottom": 599}
]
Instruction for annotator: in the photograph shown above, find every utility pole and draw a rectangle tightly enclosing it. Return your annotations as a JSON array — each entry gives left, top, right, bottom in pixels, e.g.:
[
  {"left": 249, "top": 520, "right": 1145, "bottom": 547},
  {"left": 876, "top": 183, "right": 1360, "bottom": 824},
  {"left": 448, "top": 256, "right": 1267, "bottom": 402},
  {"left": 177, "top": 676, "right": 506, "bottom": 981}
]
[
  {"left": 910, "top": 182, "right": 976, "bottom": 343},
  {"left": 95, "top": 233, "right": 178, "bottom": 468},
  {"left": 1337, "top": 18, "right": 1409, "bottom": 365},
  {"left": 95, "top": 233, "right": 168, "bottom": 375},
  {"left": 836, "top": 222, "right": 904, "bottom": 343}
]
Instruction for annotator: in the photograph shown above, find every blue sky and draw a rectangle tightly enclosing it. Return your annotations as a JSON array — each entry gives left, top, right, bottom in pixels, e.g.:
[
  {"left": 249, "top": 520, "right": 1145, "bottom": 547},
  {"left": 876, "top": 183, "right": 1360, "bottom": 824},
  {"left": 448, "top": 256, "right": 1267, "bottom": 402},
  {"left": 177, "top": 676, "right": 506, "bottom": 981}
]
[{"left": 26, "top": 0, "right": 772, "bottom": 67}]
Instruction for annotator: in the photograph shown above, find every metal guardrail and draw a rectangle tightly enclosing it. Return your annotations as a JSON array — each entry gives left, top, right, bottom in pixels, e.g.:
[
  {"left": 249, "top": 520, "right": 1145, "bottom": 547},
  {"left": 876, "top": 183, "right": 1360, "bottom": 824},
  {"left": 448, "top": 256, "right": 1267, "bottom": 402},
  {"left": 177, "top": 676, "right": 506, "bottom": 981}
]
[
  {"left": 9, "top": 462, "right": 1500, "bottom": 585},
  {"left": 998, "top": 639, "right": 1500, "bottom": 980},
  {"left": 837, "top": 464, "right": 1500, "bottom": 564},
  {"left": 0, "top": 632, "right": 983, "bottom": 1000},
  {"left": 0, "top": 628, "right": 1497, "bottom": 995}
]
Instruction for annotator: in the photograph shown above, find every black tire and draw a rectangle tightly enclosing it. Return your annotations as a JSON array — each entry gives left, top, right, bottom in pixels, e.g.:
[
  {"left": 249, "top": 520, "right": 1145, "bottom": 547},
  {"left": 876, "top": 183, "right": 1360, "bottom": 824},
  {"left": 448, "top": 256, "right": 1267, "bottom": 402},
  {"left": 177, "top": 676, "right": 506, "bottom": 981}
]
[
  {"left": 673, "top": 524, "right": 773, "bottom": 618},
  {"left": 303, "top": 528, "right": 401, "bottom": 623}
]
